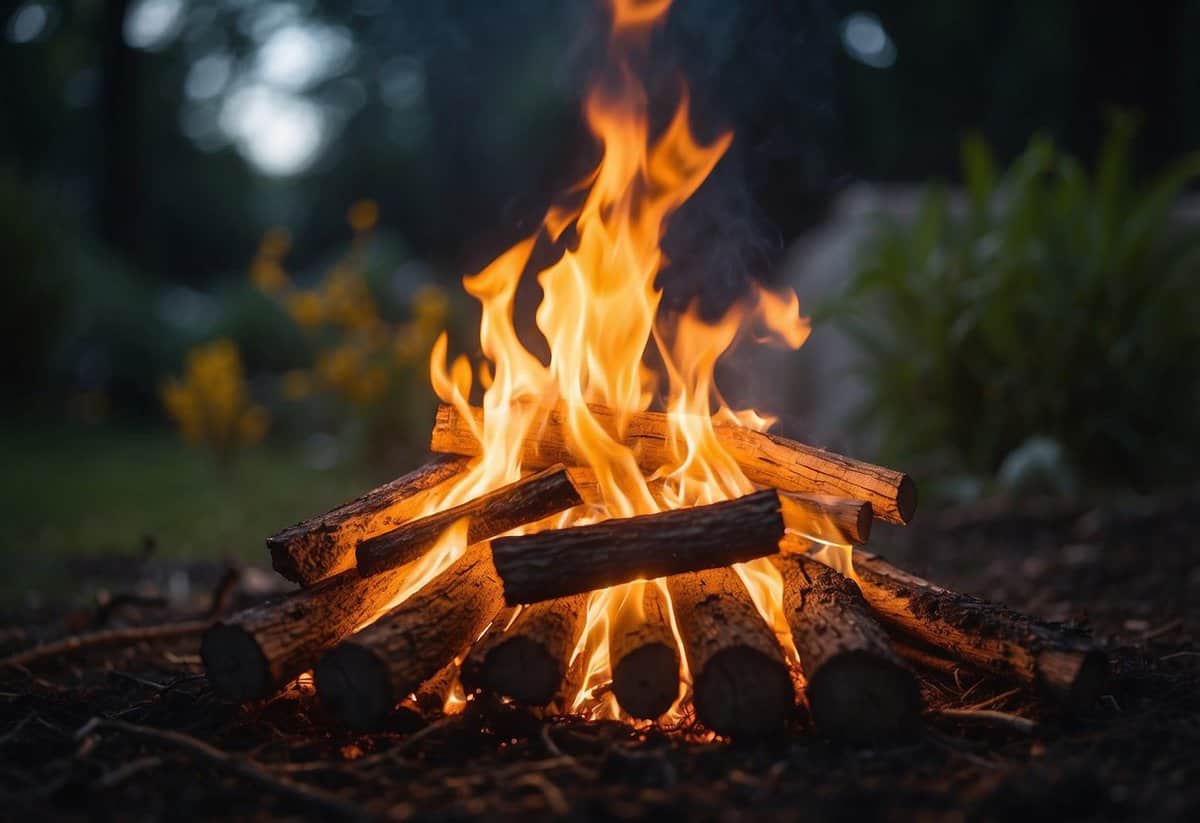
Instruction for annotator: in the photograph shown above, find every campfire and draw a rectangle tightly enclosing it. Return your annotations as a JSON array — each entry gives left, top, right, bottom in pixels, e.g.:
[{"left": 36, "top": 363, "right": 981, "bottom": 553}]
[{"left": 201, "top": 0, "right": 1105, "bottom": 741}]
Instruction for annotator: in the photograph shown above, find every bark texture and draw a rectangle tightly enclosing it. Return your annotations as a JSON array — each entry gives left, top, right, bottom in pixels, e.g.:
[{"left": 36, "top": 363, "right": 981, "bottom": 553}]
[
  {"left": 313, "top": 544, "right": 504, "bottom": 729},
  {"left": 666, "top": 567, "right": 794, "bottom": 738},
  {"left": 772, "top": 552, "right": 921, "bottom": 740},
  {"left": 430, "top": 403, "right": 915, "bottom": 524},
  {"left": 610, "top": 582, "right": 681, "bottom": 720},
  {"left": 780, "top": 492, "right": 873, "bottom": 545},
  {"left": 267, "top": 455, "right": 470, "bottom": 586},
  {"left": 492, "top": 490, "right": 783, "bottom": 605},
  {"left": 356, "top": 464, "right": 581, "bottom": 577}
]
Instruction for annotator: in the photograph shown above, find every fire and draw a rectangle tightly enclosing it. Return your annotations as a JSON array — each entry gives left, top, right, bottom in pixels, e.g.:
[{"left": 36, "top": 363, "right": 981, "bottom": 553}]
[{"left": 387, "top": 0, "right": 831, "bottom": 721}]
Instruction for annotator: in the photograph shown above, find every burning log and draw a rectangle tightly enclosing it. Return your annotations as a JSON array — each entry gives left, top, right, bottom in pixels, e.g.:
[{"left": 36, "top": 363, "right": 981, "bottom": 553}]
[
  {"left": 267, "top": 455, "right": 470, "bottom": 586},
  {"left": 202, "top": 565, "right": 410, "bottom": 703},
  {"left": 771, "top": 550, "right": 921, "bottom": 740},
  {"left": 666, "top": 567, "right": 794, "bottom": 738},
  {"left": 313, "top": 544, "right": 505, "bottom": 729},
  {"left": 430, "top": 403, "right": 916, "bottom": 524},
  {"left": 461, "top": 594, "right": 589, "bottom": 706},
  {"left": 850, "top": 550, "right": 1108, "bottom": 705},
  {"left": 609, "top": 582, "right": 680, "bottom": 719},
  {"left": 356, "top": 464, "right": 582, "bottom": 577},
  {"left": 780, "top": 493, "right": 872, "bottom": 545},
  {"left": 491, "top": 490, "right": 784, "bottom": 606}
]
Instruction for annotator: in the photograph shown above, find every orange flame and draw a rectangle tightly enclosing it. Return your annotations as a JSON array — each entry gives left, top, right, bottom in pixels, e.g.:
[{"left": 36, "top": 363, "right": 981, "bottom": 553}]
[{"left": 385, "top": 0, "right": 830, "bottom": 721}]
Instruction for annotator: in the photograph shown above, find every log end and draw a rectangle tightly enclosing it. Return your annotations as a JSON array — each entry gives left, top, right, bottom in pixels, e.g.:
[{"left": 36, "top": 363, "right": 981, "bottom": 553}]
[
  {"left": 693, "top": 646, "right": 795, "bottom": 739},
  {"left": 201, "top": 622, "right": 271, "bottom": 703},
  {"left": 314, "top": 643, "right": 396, "bottom": 730},
  {"left": 612, "top": 642, "right": 680, "bottom": 720},
  {"left": 473, "top": 635, "right": 564, "bottom": 707},
  {"left": 1038, "top": 646, "right": 1108, "bottom": 707},
  {"left": 895, "top": 474, "right": 918, "bottom": 524},
  {"left": 805, "top": 650, "right": 923, "bottom": 741}
]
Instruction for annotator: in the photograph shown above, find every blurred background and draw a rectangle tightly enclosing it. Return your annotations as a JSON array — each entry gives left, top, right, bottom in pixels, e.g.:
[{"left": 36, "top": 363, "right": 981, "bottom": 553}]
[{"left": 3, "top": 0, "right": 1199, "bottom": 604}]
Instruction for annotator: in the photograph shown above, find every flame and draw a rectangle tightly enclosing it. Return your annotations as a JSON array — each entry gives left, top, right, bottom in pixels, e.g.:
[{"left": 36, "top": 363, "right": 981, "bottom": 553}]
[{"left": 374, "top": 0, "right": 840, "bottom": 722}]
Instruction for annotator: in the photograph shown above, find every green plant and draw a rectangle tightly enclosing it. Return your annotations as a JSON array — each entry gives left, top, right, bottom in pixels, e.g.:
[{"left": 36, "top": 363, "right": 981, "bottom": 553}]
[{"left": 830, "top": 117, "right": 1200, "bottom": 490}]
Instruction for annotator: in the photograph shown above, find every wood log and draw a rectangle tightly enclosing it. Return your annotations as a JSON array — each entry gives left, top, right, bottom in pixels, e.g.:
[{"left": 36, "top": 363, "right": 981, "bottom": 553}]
[
  {"left": 609, "top": 582, "right": 680, "bottom": 720},
  {"left": 666, "top": 567, "right": 794, "bottom": 738},
  {"left": 460, "top": 594, "right": 589, "bottom": 707},
  {"left": 356, "top": 464, "right": 582, "bottom": 577},
  {"left": 408, "top": 659, "right": 460, "bottom": 716},
  {"left": 430, "top": 403, "right": 916, "bottom": 524},
  {"left": 313, "top": 544, "right": 504, "bottom": 729},
  {"left": 491, "top": 490, "right": 784, "bottom": 605},
  {"left": 780, "top": 492, "right": 872, "bottom": 545},
  {"left": 266, "top": 455, "right": 470, "bottom": 586},
  {"left": 771, "top": 552, "right": 921, "bottom": 740},
  {"left": 849, "top": 550, "right": 1107, "bottom": 705},
  {"left": 202, "top": 565, "right": 409, "bottom": 703}
]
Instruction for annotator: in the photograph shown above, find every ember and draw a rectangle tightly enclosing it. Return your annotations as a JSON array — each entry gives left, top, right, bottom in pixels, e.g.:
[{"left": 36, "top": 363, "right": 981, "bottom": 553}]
[{"left": 196, "top": 0, "right": 1106, "bottom": 740}]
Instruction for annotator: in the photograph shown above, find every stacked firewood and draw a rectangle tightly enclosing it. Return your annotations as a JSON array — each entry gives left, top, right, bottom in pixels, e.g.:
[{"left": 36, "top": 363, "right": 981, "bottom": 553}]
[{"left": 202, "top": 404, "right": 1107, "bottom": 740}]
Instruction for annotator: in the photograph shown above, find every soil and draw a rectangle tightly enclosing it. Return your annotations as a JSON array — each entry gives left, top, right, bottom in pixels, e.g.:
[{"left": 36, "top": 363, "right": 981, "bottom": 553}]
[{"left": 2, "top": 489, "right": 1198, "bottom": 821}]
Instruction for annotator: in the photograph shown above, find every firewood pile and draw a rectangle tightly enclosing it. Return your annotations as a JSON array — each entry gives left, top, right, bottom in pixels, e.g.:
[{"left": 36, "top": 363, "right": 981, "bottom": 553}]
[{"left": 199, "top": 403, "right": 1107, "bottom": 741}]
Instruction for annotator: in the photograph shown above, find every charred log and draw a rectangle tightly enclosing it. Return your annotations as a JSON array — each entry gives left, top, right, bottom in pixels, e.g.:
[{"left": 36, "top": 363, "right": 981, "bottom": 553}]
[
  {"left": 609, "top": 582, "right": 680, "bottom": 720},
  {"left": 780, "top": 493, "right": 872, "bottom": 545}
]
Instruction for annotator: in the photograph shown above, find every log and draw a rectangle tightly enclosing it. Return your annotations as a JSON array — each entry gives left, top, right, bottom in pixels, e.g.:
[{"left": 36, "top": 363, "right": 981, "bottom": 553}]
[
  {"left": 266, "top": 455, "right": 470, "bottom": 586},
  {"left": 609, "top": 582, "right": 680, "bottom": 719},
  {"left": 202, "top": 565, "right": 409, "bottom": 703},
  {"left": 313, "top": 543, "right": 504, "bottom": 729},
  {"left": 780, "top": 492, "right": 872, "bottom": 545},
  {"left": 849, "top": 550, "right": 1107, "bottom": 705},
  {"left": 356, "top": 464, "right": 582, "bottom": 577},
  {"left": 771, "top": 552, "right": 921, "bottom": 740},
  {"left": 666, "top": 567, "right": 794, "bottom": 738},
  {"left": 460, "top": 594, "right": 589, "bottom": 706},
  {"left": 491, "top": 490, "right": 784, "bottom": 605},
  {"left": 430, "top": 403, "right": 916, "bottom": 524}
]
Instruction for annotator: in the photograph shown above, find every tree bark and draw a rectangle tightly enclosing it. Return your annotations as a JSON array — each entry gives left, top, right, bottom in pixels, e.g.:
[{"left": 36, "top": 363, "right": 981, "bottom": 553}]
[
  {"left": 491, "top": 490, "right": 783, "bottom": 605},
  {"left": 356, "top": 464, "right": 581, "bottom": 577},
  {"left": 267, "top": 455, "right": 470, "bottom": 586},
  {"left": 430, "top": 403, "right": 915, "bottom": 524},
  {"left": 771, "top": 552, "right": 921, "bottom": 740},
  {"left": 609, "top": 582, "right": 680, "bottom": 720},
  {"left": 780, "top": 492, "right": 872, "bottom": 545},
  {"left": 202, "top": 565, "right": 410, "bottom": 703},
  {"left": 313, "top": 544, "right": 505, "bottom": 729},
  {"left": 666, "top": 567, "right": 794, "bottom": 738},
  {"left": 849, "top": 550, "right": 1107, "bottom": 705},
  {"left": 460, "top": 594, "right": 589, "bottom": 707}
]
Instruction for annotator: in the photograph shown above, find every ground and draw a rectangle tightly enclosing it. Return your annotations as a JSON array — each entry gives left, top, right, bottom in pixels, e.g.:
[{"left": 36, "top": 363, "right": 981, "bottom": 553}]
[{"left": 2, "top": 462, "right": 1198, "bottom": 820}]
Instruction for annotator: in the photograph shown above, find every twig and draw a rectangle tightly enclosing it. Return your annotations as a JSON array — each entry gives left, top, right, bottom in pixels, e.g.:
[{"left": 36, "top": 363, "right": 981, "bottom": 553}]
[
  {"left": 271, "top": 714, "right": 461, "bottom": 773},
  {"left": 513, "top": 772, "right": 570, "bottom": 815},
  {"left": 0, "top": 711, "right": 35, "bottom": 746},
  {"left": 92, "top": 756, "right": 163, "bottom": 790},
  {"left": 1160, "top": 651, "right": 1200, "bottom": 662},
  {"left": 961, "top": 687, "right": 1022, "bottom": 712},
  {"left": 74, "top": 717, "right": 378, "bottom": 819},
  {"left": 1, "top": 621, "right": 209, "bottom": 670},
  {"left": 937, "top": 708, "right": 1036, "bottom": 734},
  {"left": 1139, "top": 618, "right": 1183, "bottom": 642}
]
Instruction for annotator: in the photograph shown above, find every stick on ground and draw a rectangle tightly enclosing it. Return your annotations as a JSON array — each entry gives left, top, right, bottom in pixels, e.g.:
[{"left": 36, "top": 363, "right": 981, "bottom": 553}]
[
  {"left": 491, "top": 490, "right": 784, "bottom": 605},
  {"left": 314, "top": 543, "right": 504, "bottom": 729},
  {"left": 267, "top": 455, "right": 470, "bottom": 586},
  {"left": 772, "top": 550, "right": 921, "bottom": 740},
  {"left": 356, "top": 464, "right": 582, "bottom": 577},
  {"left": 1, "top": 621, "right": 209, "bottom": 670},
  {"left": 666, "top": 567, "right": 794, "bottom": 738}
]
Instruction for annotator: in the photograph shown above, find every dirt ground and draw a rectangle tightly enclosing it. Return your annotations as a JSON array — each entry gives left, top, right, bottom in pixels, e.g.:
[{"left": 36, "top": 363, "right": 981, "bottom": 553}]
[{"left": 2, "top": 489, "right": 1198, "bottom": 821}]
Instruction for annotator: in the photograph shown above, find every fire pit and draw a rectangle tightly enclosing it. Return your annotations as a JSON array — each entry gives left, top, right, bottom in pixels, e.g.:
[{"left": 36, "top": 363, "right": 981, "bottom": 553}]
[{"left": 191, "top": 0, "right": 1106, "bottom": 743}]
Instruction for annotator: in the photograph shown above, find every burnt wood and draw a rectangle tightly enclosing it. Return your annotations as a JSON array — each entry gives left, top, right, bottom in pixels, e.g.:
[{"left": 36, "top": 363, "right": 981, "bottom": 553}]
[
  {"left": 461, "top": 594, "right": 589, "bottom": 707},
  {"left": 313, "top": 544, "right": 505, "bottom": 729},
  {"left": 780, "top": 492, "right": 873, "bottom": 545},
  {"left": 772, "top": 549, "right": 921, "bottom": 740},
  {"left": 267, "top": 455, "right": 470, "bottom": 586},
  {"left": 850, "top": 550, "right": 1108, "bottom": 705},
  {"left": 430, "top": 403, "right": 915, "bottom": 524},
  {"left": 491, "top": 490, "right": 784, "bottom": 605},
  {"left": 201, "top": 565, "right": 410, "bottom": 703},
  {"left": 356, "top": 464, "right": 582, "bottom": 577},
  {"left": 609, "top": 582, "right": 680, "bottom": 719},
  {"left": 666, "top": 567, "right": 794, "bottom": 738}
]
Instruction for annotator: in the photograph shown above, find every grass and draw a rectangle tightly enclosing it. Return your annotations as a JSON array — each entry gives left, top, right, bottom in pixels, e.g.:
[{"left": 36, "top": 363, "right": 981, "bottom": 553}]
[{"left": 0, "top": 420, "right": 398, "bottom": 604}]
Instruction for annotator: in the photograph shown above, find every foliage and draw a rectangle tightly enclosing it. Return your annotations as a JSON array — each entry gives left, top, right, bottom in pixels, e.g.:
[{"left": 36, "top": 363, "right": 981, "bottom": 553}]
[
  {"left": 161, "top": 339, "right": 269, "bottom": 465},
  {"left": 832, "top": 118, "right": 1200, "bottom": 490}
]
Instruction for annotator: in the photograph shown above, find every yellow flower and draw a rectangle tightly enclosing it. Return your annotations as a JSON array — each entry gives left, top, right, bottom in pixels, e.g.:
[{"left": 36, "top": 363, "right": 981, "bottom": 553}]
[
  {"left": 259, "top": 226, "right": 292, "bottom": 259},
  {"left": 347, "top": 199, "right": 378, "bottom": 233},
  {"left": 238, "top": 406, "right": 270, "bottom": 444},
  {"left": 250, "top": 259, "right": 289, "bottom": 295},
  {"left": 161, "top": 338, "right": 266, "bottom": 461},
  {"left": 286, "top": 290, "right": 324, "bottom": 329}
]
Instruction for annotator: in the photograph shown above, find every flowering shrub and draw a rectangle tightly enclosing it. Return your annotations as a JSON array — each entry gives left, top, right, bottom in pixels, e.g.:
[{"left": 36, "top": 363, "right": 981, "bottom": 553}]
[{"left": 161, "top": 338, "right": 269, "bottom": 464}]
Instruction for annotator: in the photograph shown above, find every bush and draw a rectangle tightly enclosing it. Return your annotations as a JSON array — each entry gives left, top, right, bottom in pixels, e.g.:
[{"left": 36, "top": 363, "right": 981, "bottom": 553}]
[{"left": 830, "top": 117, "right": 1200, "bottom": 492}]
